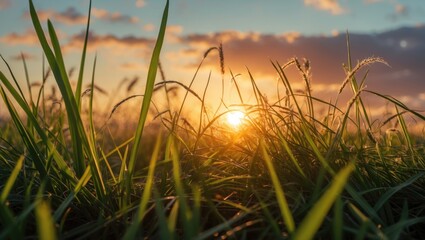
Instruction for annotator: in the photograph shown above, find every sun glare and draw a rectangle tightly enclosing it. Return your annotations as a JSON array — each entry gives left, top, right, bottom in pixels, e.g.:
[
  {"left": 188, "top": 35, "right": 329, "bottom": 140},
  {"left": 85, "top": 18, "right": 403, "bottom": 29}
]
[{"left": 226, "top": 111, "right": 245, "bottom": 128}]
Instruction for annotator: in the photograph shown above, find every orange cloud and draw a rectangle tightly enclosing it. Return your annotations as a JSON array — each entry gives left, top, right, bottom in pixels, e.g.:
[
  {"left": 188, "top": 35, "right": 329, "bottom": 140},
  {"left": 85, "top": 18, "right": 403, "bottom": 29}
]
[
  {"left": 143, "top": 23, "right": 155, "bottom": 32},
  {"left": 92, "top": 8, "right": 139, "bottom": 24},
  {"left": 304, "top": 0, "right": 346, "bottom": 15},
  {"left": 0, "top": 29, "right": 39, "bottom": 46},
  {"left": 167, "top": 25, "right": 184, "bottom": 35}
]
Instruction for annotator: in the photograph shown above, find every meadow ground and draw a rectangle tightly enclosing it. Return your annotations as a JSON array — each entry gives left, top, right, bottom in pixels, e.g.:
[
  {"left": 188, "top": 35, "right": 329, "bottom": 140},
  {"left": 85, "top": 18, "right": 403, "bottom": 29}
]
[{"left": 1, "top": 1, "right": 425, "bottom": 239}]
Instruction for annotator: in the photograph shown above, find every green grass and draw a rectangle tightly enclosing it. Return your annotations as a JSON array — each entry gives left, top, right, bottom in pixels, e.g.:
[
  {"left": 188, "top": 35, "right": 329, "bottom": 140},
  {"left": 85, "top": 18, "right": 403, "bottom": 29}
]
[{"left": 1, "top": 0, "right": 425, "bottom": 239}]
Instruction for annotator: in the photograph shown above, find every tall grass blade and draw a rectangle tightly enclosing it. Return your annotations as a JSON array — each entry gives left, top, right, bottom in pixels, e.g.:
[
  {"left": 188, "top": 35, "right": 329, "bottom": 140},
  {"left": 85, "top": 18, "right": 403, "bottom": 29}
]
[
  {"left": 0, "top": 87, "right": 47, "bottom": 178},
  {"left": 75, "top": 0, "right": 92, "bottom": 109},
  {"left": 293, "top": 163, "right": 355, "bottom": 240},
  {"left": 126, "top": 0, "right": 169, "bottom": 200},
  {"left": 29, "top": 0, "right": 86, "bottom": 176},
  {"left": 36, "top": 200, "right": 57, "bottom": 240},
  {"left": 123, "top": 133, "right": 162, "bottom": 239},
  {"left": 0, "top": 156, "right": 24, "bottom": 240},
  {"left": 260, "top": 140, "right": 295, "bottom": 234},
  {"left": 0, "top": 156, "right": 24, "bottom": 203}
]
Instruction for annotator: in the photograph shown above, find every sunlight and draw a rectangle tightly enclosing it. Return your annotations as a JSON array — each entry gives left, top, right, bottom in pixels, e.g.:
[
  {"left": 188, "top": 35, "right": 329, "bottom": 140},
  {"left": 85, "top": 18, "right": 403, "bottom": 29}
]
[{"left": 226, "top": 111, "right": 245, "bottom": 128}]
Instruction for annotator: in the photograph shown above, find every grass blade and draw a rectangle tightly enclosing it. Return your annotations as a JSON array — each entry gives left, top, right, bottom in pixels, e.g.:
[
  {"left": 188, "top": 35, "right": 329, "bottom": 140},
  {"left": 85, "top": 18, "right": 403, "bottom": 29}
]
[
  {"left": 75, "top": 0, "right": 92, "bottom": 109},
  {"left": 36, "top": 200, "right": 57, "bottom": 240},
  {"left": 260, "top": 140, "right": 295, "bottom": 234},
  {"left": 293, "top": 163, "right": 355, "bottom": 240},
  {"left": 373, "top": 172, "right": 424, "bottom": 212},
  {"left": 126, "top": 0, "right": 169, "bottom": 201},
  {"left": 123, "top": 133, "right": 162, "bottom": 239},
  {"left": 0, "top": 156, "right": 24, "bottom": 203}
]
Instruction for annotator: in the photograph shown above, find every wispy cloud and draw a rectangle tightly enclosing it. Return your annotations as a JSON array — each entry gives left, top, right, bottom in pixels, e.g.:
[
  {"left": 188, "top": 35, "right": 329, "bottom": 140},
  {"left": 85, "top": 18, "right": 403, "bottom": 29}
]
[
  {"left": 0, "top": 29, "right": 39, "bottom": 46},
  {"left": 23, "top": 7, "right": 87, "bottom": 25},
  {"left": 0, "top": 0, "right": 11, "bottom": 10},
  {"left": 64, "top": 31, "right": 155, "bottom": 52},
  {"left": 143, "top": 23, "right": 155, "bottom": 32},
  {"left": 92, "top": 8, "right": 139, "bottom": 24},
  {"left": 304, "top": 0, "right": 346, "bottom": 15}
]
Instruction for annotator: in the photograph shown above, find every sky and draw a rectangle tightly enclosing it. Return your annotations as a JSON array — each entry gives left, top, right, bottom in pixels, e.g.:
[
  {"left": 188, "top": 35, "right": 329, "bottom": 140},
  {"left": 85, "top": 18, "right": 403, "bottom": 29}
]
[{"left": 0, "top": 0, "right": 425, "bottom": 122}]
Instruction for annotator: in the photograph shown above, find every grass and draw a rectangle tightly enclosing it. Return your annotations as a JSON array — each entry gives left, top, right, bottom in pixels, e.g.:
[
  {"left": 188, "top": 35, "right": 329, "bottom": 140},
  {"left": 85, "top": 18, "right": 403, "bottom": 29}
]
[{"left": 1, "top": 0, "right": 425, "bottom": 239}]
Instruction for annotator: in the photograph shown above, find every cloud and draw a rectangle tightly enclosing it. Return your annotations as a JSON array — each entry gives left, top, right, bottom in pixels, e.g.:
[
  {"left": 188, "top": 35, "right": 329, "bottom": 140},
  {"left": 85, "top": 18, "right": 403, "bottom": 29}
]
[
  {"left": 304, "top": 0, "right": 346, "bottom": 15},
  {"left": 0, "top": 29, "right": 39, "bottom": 46},
  {"left": 0, "top": 0, "right": 11, "bottom": 10},
  {"left": 177, "top": 26, "right": 425, "bottom": 101},
  {"left": 64, "top": 31, "right": 155, "bottom": 52},
  {"left": 23, "top": 7, "right": 87, "bottom": 25},
  {"left": 92, "top": 8, "right": 139, "bottom": 24},
  {"left": 143, "top": 23, "right": 155, "bottom": 32},
  {"left": 136, "top": 0, "right": 146, "bottom": 8},
  {"left": 167, "top": 25, "right": 184, "bottom": 35}
]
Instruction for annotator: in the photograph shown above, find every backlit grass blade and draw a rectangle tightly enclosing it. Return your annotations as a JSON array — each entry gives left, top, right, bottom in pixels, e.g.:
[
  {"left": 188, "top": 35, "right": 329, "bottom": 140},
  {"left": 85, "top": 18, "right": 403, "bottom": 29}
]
[
  {"left": 0, "top": 156, "right": 24, "bottom": 203},
  {"left": 75, "top": 0, "right": 92, "bottom": 109},
  {"left": 169, "top": 136, "right": 197, "bottom": 239},
  {"left": 0, "top": 70, "right": 75, "bottom": 180},
  {"left": 45, "top": 17, "right": 86, "bottom": 176},
  {"left": 123, "top": 133, "right": 162, "bottom": 239},
  {"left": 0, "top": 87, "right": 47, "bottom": 178},
  {"left": 293, "top": 163, "right": 355, "bottom": 240},
  {"left": 0, "top": 156, "right": 24, "bottom": 240},
  {"left": 31, "top": 0, "right": 106, "bottom": 200},
  {"left": 260, "top": 140, "right": 295, "bottom": 234},
  {"left": 126, "top": 0, "right": 169, "bottom": 199},
  {"left": 0, "top": 55, "right": 28, "bottom": 105},
  {"left": 29, "top": 0, "right": 86, "bottom": 175},
  {"left": 35, "top": 200, "right": 57, "bottom": 240}
]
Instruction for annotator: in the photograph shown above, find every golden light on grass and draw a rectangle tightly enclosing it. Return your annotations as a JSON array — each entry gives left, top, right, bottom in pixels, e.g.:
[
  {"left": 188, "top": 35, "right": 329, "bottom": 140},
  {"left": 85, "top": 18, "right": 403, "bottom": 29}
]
[{"left": 226, "top": 110, "right": 245, "bottom": 128}]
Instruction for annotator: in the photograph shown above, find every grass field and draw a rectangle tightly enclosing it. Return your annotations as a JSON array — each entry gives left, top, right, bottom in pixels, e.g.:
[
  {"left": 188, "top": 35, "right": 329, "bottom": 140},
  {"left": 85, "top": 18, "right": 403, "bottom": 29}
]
[{"left": 1, "top": 1, "right": 425, "bottom": 239}]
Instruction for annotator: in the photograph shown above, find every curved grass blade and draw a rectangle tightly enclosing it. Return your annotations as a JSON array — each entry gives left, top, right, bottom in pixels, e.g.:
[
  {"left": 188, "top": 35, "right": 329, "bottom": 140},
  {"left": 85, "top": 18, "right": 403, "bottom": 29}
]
[{"left": 373, "top": 172, "right": 424, "bottom": 212}]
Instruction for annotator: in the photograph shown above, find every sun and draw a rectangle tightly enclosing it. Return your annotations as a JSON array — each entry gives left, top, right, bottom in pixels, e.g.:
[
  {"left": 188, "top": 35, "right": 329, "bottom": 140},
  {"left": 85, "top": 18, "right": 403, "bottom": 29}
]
[{"left": 226, "top": 111, "right": 245, "bottom": 128}]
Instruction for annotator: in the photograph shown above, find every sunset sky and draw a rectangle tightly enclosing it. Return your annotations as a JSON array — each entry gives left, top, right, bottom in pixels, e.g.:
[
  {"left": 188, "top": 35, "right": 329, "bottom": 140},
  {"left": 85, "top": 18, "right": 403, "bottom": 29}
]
[{"left": 0, "top": 0, "right": 424, "bottom": 118}]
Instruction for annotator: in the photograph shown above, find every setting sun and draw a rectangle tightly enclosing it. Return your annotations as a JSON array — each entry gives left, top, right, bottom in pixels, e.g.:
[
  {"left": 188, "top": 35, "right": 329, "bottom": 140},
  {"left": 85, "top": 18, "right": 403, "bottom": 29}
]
[{"left": 226, "top": 111, "right": 245, "bottom": 128}]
